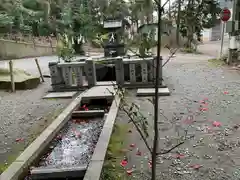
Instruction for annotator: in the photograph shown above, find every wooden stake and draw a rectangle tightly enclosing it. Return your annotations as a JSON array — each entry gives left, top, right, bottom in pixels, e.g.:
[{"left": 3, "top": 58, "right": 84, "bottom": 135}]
[
  {"left": 35, "top": 58, "right": 45, "bottom": 82},
  {"left": 9, "top": 60, "right": 15, "bottom": 92}
]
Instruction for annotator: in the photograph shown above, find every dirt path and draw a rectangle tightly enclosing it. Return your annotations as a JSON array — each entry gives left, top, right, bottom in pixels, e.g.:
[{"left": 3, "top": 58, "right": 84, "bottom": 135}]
[{"left": 115, "top": 53, "right": 240, "bottom": 179}]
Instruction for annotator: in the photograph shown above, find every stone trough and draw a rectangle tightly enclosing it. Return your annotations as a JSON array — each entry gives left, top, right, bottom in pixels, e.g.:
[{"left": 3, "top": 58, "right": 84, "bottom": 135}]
[{"left": 0, "top": 86, "right": 121, "bottom": 180}]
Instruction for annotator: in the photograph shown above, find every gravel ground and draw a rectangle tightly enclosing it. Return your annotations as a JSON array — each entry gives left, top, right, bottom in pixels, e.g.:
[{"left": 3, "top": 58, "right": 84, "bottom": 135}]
[
  {"left": 0, "top": 79, "right": 71, "bottom": 173},
  {"left": 115, "top": 53, "right": 240, "bottom": 180}
]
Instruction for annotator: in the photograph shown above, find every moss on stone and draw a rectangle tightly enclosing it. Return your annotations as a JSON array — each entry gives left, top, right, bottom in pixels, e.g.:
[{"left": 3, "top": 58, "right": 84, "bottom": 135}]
[{"left": 0, "top": 68, "right": 40, "bottom": 90}]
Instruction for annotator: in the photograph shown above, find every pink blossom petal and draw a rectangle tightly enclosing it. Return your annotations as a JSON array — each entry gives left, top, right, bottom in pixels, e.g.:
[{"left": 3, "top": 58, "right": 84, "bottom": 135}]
[
  {"left": 174, "top": 154, "right": 185, "bottom": 159},
  {"left": 75, "top": 132, "right": 81, "bottom": 138},
  {"left": 130, "top": 144, "right": 136, "bottom": 148},
  {"left": 206, "top": 126, "right": 213, "bottom": 132},
  {"left": 15, "top": 138, "right": 24, "bottom": 142},
  {"left": 120, "top": 160, "right": 128, "bottom": 167},
  {"left": 224, "top": 91, "right": 229, "bottom": 95},
  {"left": 212, "top": 121, "right": 221, "bottom": 127},
  {"left": 190, "top": 164, "right": 202, "bottom": 170},
  {"left": 126, "top": 168, "right": 133, "bottom": 175},
  {"left": 199, "top": 107, "right": 208, "bottom": 111},
  {"left": 148, "top": 160, "right": 152, "bottom": 168},
  {"left": 56, "top": 135, "right": 62, "bottom": 140}
]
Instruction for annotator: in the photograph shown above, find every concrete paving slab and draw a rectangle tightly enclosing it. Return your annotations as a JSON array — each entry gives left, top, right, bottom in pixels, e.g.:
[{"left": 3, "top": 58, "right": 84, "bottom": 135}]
[
  {"left": 137, "top": 88, "right": 170, "bottom": 96},
  {"left": 82, "top": 86, "right": 115, "bottom": 100},
  {"left": 30, "top": 165, "right": 87, "bottom": 180},
  {"left": 43, "top": 91, "right": 78, "bottom": 99}
]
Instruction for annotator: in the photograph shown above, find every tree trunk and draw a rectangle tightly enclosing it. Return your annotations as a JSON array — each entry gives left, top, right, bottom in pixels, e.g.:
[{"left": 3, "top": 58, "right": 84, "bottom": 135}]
[
  {"left": 186, "top": 0, "right": 194, "bottom": 48},
  {"left": 176, "top": 0, "right": 181, "bottom": 46}
]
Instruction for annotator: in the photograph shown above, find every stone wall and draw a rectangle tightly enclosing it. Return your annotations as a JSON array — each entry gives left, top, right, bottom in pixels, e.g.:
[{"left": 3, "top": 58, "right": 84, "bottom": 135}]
[{"left": 0, "top": 39, "right": 56, "bottom": 60}]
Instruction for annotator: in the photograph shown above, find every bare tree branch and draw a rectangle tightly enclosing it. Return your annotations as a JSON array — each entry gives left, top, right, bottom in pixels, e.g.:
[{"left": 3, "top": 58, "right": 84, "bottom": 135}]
[
  {"left": 162, "top": 48, "right": 178, "bottom": 67},
  {"left": 156, "top": 135, "right": 194, "bottom": 155},
  {"left": 157, "top": 141, "right": 184, "bottom": 155},
  {"left": 162, "top": 0, "right": 170, "bottom": 9},
  {"left": 121, "top": 105, "right": 152, "bottom": 152}
]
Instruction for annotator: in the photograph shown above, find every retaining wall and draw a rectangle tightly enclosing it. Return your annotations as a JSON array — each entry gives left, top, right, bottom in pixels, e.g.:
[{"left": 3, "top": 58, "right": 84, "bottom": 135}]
[{"left": 0, "top": 39, "right": 56, "bottom": 60}]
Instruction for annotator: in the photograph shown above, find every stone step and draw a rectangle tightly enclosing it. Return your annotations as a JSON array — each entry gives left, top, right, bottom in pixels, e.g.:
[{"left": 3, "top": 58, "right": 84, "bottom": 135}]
[
  {"left": 137, "top": 88, "right": 170, "bottom": 97},
  {"left": 43, "top": 91, "right": 78, "bottom": 99},
  {"left": 82, "top": 85, "right": 115, "bottom": 101},
  {"left": 72, "top": 110, "right": 105, "bottom": 118}
]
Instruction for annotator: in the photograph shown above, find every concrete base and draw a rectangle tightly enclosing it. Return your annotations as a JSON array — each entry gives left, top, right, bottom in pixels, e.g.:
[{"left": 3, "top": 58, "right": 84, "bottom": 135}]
[
  {"left": 30, "top": 165, "right": 87, "bottom": 179},
  {"left": 72, "top": 110, "right": 105, "bottom": 118},
  {"left": 137, "top": 88, "right": 170, "bottom": 96},
  {"left": 43, "top": 91, "right": 78, "bottom": 99}
]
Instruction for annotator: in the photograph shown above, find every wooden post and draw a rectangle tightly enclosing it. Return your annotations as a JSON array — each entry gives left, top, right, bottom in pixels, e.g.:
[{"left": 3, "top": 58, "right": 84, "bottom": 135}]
[
  {"left": 9, "top": 60, "right": 15, "bottom": 92},
  {"left": 35, "top": 58, "right": 45, "bottom": 82}
]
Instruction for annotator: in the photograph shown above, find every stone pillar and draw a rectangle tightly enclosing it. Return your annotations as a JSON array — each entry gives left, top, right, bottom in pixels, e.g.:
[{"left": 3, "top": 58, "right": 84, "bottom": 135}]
[
  {"left": 141, "top": 62, "right": 148, "bottom": 83},
  {"left": 149, "top": 58, "right": 154, "bottom": 82},
  {"left": 49, "top": 62, "right": 64, "bottom": 91},
  {"left": 115, "top": 58, "right": 124, "bottom": 87},
  {"left": 85, "top": 58, "right": 97, "bottom": 87}
]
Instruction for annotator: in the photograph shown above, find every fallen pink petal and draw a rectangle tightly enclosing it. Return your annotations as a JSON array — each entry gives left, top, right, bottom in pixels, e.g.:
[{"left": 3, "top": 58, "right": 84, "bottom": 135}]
[
  {"left": 190, "top": 164, "right": 202, "bottom": 170},
  {"left": 15, "top": 138, "right": 24, "bottom": 142},
  {"left": 136, "top": 149, "right": 142, "bottom": 156},
  {"left": 56, "top": 135, "right": 62, "bottom": 140},
  {"left": 148, "top": 160, "right": 152, "bottom": 168},
  {"left": 130, "top": 143, "right": 136, "bottom": 148},
  {"left": 206, "top": 126, "right": 213, "bottom": 132},
  {"left": 120, "top": 160, "right": 128, "bottom": 167},
  {"left": 175, "top": 153, "right": 185, "bottom": 159},
  {"left": 72, "top": 119, "right": 77, "bottom": 123},
  {"left": 199, "top": 107, "right": 208, "bottom": 111},
  {"left": 212, "top": 121, "right": 221, "bottom": 127},
  {"left": 126, "top": 168, "right": 133, "bottom": 175},
  {"left": 199, "top": 100, "right": 207, "bottom": 104},
  {"left": 224, "top": 91, "right": 229, "bottom": 95},
  {"left": 75, "top": 132, "right": 81, "bottom": 138}
]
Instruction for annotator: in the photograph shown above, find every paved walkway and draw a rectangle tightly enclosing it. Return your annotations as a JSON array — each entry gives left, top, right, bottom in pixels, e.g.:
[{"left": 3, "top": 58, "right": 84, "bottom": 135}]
[
  {"left": 116, "top": 53, "right": 240, "bottom": 179},
  {"left": 198, "top": 40, "right": 229, "bottom": 57}
]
